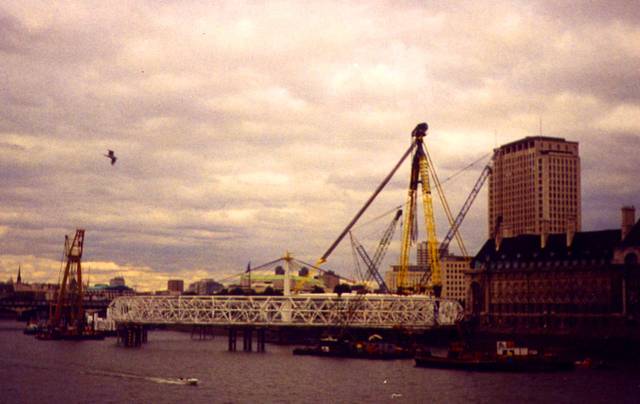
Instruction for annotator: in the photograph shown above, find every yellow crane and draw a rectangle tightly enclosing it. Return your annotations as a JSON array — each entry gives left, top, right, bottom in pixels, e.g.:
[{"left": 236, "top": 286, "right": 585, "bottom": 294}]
[
  {"left": 397, "top": 123, "right": 441, "bottom": 296},
  {"left": 314, "top": 122, "right": 471, "bottom": 302}
]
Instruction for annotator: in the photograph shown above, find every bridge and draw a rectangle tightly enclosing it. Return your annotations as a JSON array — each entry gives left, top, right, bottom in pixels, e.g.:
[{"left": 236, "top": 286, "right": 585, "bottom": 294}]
[
  {"left": 109, "top": 294, "right": 463, "bottom": 329},
  {"left": 0, "top": 296, "right": 111, "bottom": 320}
]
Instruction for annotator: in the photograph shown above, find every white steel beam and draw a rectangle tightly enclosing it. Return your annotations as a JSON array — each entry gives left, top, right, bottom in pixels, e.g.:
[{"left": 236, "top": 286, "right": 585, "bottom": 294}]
[{"left": 109, "top": 294, "right": 463, "bottom": 330}]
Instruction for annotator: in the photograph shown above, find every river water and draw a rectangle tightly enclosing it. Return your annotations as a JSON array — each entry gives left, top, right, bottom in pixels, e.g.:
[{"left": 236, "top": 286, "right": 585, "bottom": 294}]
[{"left": 1, "top": 320, "right": 639, "bottom": 403}]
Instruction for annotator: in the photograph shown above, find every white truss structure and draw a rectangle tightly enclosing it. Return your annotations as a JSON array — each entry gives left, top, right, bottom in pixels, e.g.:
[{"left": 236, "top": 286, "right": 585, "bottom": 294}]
[{"left": 109, "top": 294, "right": 463, "bottom": 330}]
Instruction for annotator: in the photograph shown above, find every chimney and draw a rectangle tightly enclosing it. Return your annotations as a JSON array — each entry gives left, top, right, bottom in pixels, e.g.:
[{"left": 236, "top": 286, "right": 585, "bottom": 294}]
[
  {"left": 496, "top": 224, "right": 512, "bottom": 251},
  {"left": 493, "top": 215, "right": 503, "bottom": 251},
  {"left": 495, "top": 228, "right": 503, "bottom": 251},
  {"left": 541, "top": 220, "right": 550, "bottom": 249},
  {"left": 622, "top": 206, "right": 636, "bottom": 240},
  {"left": 566, "top": 217, "right": 576, "bottom": 248}
]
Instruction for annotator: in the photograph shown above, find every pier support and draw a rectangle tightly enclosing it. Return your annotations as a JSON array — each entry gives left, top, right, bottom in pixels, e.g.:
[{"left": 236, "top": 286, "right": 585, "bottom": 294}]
[
  {"left": 117, "top": 325, "right": 147, "bottom": 348},
  {"left": 228, "top": 328, "right": 237, "bottom": 352},
  {"left": 243, "top": 328, "right": 253, "bottom": 352},
  {"left": 257, "top": 328, "right": 266, "bottom": 353},
  {"left": 191, "top": 325, "right": 214, "bottom": 340},
  {"left": 228, "top": 327, "right": 266, "bottom": 352}
]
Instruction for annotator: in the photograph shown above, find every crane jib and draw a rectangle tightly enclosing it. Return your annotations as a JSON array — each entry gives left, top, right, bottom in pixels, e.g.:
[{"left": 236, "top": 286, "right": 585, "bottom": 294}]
[{"left": 317, "top": 141, "right": 416, "bottom": 265}]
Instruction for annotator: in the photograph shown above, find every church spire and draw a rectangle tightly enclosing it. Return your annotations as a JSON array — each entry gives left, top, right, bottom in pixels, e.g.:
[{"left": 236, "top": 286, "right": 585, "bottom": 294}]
[{"left": 17, "top": 265, "right": 21, "bottom": 284}]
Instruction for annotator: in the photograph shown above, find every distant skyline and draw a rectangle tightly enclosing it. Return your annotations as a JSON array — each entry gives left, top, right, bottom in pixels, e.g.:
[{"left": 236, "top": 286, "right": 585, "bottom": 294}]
[{"left": 1, "top": 1, "right": 639, "bottom": 291}]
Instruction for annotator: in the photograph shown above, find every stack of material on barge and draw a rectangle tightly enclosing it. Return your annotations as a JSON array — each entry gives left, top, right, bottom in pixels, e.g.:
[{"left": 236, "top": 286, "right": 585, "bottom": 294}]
[
  {"left": 414, "top": 341, "right": 574, "bottom": 372},
  {"left": 294, "top": 335, "right": 413, "bottom": 360}
]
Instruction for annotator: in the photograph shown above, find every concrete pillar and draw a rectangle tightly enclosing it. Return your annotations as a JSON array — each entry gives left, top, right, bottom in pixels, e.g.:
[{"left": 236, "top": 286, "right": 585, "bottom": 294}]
[
  {"left": 133, "top": 326, "right": 141, "bottom": 347},
  {"left": 228, "top": 328, "right": 237, "bottom": 352},
  {"left": 118, "top": 325, "right": 144, "bottom": 348},
  {"left": 257, "top": 328, "right": 266, "bottom": 353},
  {"left": 243, "top": 328, "right": 253, "bottom": 352}
]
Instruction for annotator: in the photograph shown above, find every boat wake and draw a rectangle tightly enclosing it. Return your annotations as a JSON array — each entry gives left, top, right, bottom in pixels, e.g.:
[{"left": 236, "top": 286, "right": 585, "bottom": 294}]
[{"left": 85, "top": 369, "right": 198, "bottom": 386}]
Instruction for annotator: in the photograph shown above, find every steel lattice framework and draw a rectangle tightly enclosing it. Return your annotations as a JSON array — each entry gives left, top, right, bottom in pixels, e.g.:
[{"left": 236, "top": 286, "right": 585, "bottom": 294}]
[{"left": 109, "top": 295, "right": 463, "bottom": 330}]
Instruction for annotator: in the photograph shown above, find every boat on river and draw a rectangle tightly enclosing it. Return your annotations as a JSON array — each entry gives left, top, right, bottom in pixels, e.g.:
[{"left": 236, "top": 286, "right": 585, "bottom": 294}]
[
  {"left": 293, "top": 335, "right": 413, "bottom": 360},
  {"left": 23, "top": 322, "right": 41, "bottom": 335},
  {"left": 415, "top": 341, "right": 574, "bottom": 372},
  {"left": 178, "top": 378, "right": 199, "bottom": 386}
]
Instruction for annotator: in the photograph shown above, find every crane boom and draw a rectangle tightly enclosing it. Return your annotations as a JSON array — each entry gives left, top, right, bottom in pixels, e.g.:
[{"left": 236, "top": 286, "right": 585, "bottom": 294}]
[
  {"left": 354, "top": 242, "right": 389, "bottom": 293},
  {"left": 371, "top": 209, "right": 402, "bottom": 271},
  {"left": 352, "top": 209, "right": 402, "bottom": 293},
  {"left": 438, "top": 164, "right": 491, "bottom": 257},
  {"left": 316, "top": 141, "right": 416, "bottom": 266},
  {"left": 418, "top": 163, "right": 491, "bottom": 287}
]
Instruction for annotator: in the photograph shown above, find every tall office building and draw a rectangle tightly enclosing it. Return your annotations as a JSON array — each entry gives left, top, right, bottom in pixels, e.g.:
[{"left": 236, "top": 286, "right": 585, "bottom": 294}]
[
  {"left": 488, "top": 136, "right": 580, "bottom": 237},
  {"left": 167, "top": 279, "right": 184, "bottom": 294},
  {"left": 417, "top": 240, "right": 449, "bottom": 268},
  {"left": 417, "top": 241, "right": 429, "bottom": 268}
]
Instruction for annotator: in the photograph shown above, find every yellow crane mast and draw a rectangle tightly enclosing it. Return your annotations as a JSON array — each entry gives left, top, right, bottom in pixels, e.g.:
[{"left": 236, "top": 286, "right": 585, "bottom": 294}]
[
  {"left": 315, "top": 121, "right": 467, "bottom": 303},
  {"left": 398, "top": 123, "right": 441, "bottom": 296}
]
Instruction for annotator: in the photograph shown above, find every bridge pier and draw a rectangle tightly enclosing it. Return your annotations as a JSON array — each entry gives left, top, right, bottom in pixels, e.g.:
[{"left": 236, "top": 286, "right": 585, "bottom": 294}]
[
  {"left": 228, "top": 327, "right": 266, "bottom": 353},
  {"left": 228, "top": 328, "right": 237, "bottom": 351},
  {"left": 242, "top": 328, "right": 253, "bottom": 352},
  {"left": 257, "top": 328, "right": 266, "bottom": 353},
  {"left": 117, "top": 325, "right": 147, "bottom": 348},
  {"left": 191, "top": 325, "right": 214, "bottom": 340}
]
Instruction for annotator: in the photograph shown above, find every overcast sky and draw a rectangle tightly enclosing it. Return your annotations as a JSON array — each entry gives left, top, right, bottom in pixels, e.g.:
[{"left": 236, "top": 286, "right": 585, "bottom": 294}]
[{"left": 1, "top": 1, "right": 639, "bottom": 291}]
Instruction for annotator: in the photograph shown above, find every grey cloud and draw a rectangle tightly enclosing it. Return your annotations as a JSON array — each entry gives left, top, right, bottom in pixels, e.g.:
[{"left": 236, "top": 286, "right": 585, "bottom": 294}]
[
  {"left": 532, "top": 1, "right": 640, "bottom": 26},
  {"left": 0, "top": 1, "right": 639, "bottom": 285}
]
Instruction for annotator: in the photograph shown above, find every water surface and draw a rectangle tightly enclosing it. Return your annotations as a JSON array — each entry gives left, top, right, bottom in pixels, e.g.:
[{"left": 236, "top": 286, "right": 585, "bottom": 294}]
[{"left": 1, "top": 321, "right": 639, "bottom": 403}]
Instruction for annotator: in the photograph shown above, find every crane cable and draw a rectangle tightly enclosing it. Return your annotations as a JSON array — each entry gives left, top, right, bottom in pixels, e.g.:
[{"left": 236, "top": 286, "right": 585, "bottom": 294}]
[
  {"left": 424, "top": 147, "right": 469, "bottom": 259},
  {"left": 348, "top": 149, "right": 489, "bottom": 288},
  {"left": 349, "top": 232, "right": 366, "bottom": 282},
  {"left": 439, "top": 152, "right": 491, "bottom": 186},
  {"left": 352, "top": 152, "right": 489, "bottom": 233}
]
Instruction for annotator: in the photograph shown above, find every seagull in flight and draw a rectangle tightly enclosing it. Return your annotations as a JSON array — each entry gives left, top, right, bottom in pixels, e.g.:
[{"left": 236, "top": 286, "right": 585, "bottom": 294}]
[{"left": 104, "top": 150, "right": 117, "bottom": 165}]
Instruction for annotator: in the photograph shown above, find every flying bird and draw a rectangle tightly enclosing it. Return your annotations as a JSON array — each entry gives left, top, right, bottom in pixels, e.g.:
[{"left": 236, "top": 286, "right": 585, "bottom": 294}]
[{"left": 104, "top": 150, "right": 117, "bottom": 165}]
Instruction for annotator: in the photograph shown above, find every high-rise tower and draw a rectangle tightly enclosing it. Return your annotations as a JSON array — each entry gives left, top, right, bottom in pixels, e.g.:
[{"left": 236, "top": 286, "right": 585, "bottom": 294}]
[{"left": 489, "top": 136, "right": 580, "bottom": 237}]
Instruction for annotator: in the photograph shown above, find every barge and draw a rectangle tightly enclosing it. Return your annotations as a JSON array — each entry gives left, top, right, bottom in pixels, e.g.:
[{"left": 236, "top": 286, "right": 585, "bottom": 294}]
[
  {"left": 294, "top": 335, "right": 413, "bottom": 360},
  {"left": 415, "top": 341, "right": 574, "bottom": 372}
]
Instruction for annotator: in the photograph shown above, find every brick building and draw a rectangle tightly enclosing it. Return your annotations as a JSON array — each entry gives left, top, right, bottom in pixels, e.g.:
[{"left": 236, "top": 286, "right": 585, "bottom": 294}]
[{"left": 468, "top": 207, "right": 640, "bottom": 336}]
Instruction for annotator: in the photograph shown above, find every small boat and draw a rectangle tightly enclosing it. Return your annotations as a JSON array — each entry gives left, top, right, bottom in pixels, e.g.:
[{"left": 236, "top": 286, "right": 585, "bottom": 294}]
[
  {"left": 23, "top": 323, "right": 40, "bottom": 335},
  {"left": 574, "top": 358, "right": 610, "bottom": 370},
  {"left": 178, "top": 378, "right": 199, "bottom": 386}
]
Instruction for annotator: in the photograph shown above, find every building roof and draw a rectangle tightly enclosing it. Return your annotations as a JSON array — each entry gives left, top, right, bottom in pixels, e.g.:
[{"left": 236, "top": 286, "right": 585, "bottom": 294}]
[
  {"left": 496, "top": 136, "right": 575, "bottom": 150},
  {"left": 473, "top": 228, "right": 627, "bottom": 266}
]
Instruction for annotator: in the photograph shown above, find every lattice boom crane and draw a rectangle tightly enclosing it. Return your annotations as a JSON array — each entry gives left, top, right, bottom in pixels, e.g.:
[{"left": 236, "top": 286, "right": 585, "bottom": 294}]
[
  {"left": 440, "top": 163, "right": 491, "bottom": 257},
  {"left": 352, "top": 209, "right": 402, "bottom": 293},
  {"left": 418, "top": 163, "right": 492, "bottom": 287},
  {"left": 398, "top": 123, "right": 442, "bottom": 296}
]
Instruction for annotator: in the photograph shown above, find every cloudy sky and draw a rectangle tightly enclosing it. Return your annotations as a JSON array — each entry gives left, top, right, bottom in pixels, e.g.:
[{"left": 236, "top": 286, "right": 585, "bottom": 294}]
[{"left": 1, "top": 1, "right": 639, "bottom": 291}]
